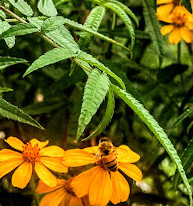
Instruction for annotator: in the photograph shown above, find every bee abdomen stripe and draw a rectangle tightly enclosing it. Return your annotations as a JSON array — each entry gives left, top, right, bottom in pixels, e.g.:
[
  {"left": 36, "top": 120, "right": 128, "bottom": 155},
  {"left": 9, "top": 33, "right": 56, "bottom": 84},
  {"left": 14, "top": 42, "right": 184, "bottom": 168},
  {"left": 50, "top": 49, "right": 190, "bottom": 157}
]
[{"left": 105, "top": 159, "right": 116, "bottom": 165}]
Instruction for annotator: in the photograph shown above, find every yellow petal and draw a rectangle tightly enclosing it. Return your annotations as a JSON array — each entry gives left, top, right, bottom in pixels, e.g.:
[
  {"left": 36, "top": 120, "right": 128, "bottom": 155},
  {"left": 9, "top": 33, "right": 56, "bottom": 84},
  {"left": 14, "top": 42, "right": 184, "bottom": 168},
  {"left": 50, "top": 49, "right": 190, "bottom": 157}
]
[
  {"left": 36, "top": 179, "right": 66, "bottom": 194},
  {"left": 40, "top": 157, "right": 68, "bottom": 173},
  {"left": 12, "top": 161, "right": 32, "bottom": 189},
  {"left": 89, "top": 167, "right": 112, "bottom": 206},
  {"left": 30, "top": 139, "right": 49, "bottom": 149},
  {"left": 180, "top": 26, "right": 193, "bottom": 43},
  {"left": 63, "top": 149, "right": 95, "bottom": 167},
  {"left": 0, "top": 157, "right": 24, "bottom": 178},
  {"left": 157, "top": 0, "right": 172, "bottom": 5},
  {"left": 68, "top": 196, "right": 83, "bottom": 206},
  {"left": 40, "top": 146, "right": 65, "bottom": 157},
  {"left": 186, "top": 22, "right": 193, "bottom": 30},
  {"left": 4, "top": 136, "right": 25, "bottom": 151},
  {"left": 35, "top": 161, "right": 57, "bottom": 187},
  {"left": 157, "top": 4, "right": 173, "bottom": 22},
  {"left": 169, "top": 28, "right": 181, "bottom": 44},
  {"left": 0, "top": 149, "right": 22, "bottom": 161},
  {"left": 116, "top": 145, "right": 140, "bottom": 163},
  {"left": 110, "top": 171, "right": 130, "bottom": 204},
  {"left": 161, "top": 25, "right": 174, "bottom": 35},
  {"left": 39, "top": 188, "right": 66, "bottom": 206},
  {"left": 119, "top": 163, "right": 142, "bottom": 182},
  {"left": 83, "top": 146, "right": 98, "bottom": 154}
]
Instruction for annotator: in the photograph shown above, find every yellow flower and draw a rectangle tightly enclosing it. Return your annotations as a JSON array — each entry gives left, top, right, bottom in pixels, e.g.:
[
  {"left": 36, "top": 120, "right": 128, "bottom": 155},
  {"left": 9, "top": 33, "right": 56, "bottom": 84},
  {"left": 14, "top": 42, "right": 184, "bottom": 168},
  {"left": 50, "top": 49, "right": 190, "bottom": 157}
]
[
  {"left": 160, "top": 6, "right": 193, "bottom": 44},
  {"left": 0, "top": 136, "right": 68, "bottom": 189},
  {"left": 36, "top": 178, "right": 95, "bottom": 206},
  {"left": 63, "top": 144, "right": 142, "bottom": 206}
]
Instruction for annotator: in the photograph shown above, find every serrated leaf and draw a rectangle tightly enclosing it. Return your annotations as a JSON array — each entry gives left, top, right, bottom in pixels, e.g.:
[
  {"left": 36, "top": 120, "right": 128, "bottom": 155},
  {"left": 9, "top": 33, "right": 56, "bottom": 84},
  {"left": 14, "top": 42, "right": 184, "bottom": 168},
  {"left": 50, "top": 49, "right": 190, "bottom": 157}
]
[
  {"left": 27, "top": 17, "right": 44, "bottom": 30},
  {"left": 0, "top": 56, "right": 28, "bottom": 70},
  {"left": 38, "top": 0, "right": 57, "bottom": 17},
  {"left": 142, "top": 0, "right": 164, "bottom": 56},
  {"left": 0, "top": 10, "right": 6, "bottom": 19},
  {"left": 111, "top": 84, "right": 192, "bottom": 205},
  {"left": 7, "top": 0, "right": 33, "bottom": 16},
  {"left": 0, "top": 23, "right": 39, "bottom": 39},
  {"left": 23, "top": 47, "right": 79, "bottom": 76},
  {"left": 181, "top": 0, "right": 192, "bottom": 13},
  {"left": 76, "top": 69, "right": 109, "bottom": 140},
  {"left": 0, "top": 87, "right": 13, "bottom": 93},
  {"left": 82, "top": 88, "right": 114, "bottom": 141},
  {"left": 0, "top": 97, "right": 44, "bottom": 129},
  {"left": 103, "top": 2, "right": 135, "bottom": 51},
  {"left": 75, "top": 51, "right": 126, "bottom": 90}
]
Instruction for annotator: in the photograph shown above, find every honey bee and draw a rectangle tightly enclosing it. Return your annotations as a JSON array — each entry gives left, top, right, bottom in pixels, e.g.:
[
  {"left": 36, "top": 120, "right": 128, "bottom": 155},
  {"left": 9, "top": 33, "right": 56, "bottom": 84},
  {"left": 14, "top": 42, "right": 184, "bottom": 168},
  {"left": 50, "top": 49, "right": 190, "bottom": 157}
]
[{"left": 97, "top": 137, "right": 118, "bottom": 172}]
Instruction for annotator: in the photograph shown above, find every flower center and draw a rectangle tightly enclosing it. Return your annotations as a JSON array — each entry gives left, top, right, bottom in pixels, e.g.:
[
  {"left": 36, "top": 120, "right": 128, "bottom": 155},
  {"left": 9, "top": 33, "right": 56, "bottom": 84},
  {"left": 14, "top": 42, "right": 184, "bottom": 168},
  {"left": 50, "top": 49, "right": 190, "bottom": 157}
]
[
  {"left": 22, "top": 143, "right": 41, "bottom": 162},
  {"left": 172, "top": 13, "right": 187, "bottom": 27},
  {"left": 65, "top": 178, "right": 76, "bottom": 196}
]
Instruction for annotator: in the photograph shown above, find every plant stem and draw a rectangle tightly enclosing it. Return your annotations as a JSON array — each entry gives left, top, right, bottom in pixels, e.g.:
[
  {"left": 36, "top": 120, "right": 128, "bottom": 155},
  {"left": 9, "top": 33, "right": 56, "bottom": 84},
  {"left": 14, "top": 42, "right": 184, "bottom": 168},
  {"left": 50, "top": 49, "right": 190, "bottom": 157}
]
[
  {"left": 30, "top": 174, "right": 39, "bottom": 206},
  {"left": 177, "top": 42, "right": 181, "bottom": 64}
]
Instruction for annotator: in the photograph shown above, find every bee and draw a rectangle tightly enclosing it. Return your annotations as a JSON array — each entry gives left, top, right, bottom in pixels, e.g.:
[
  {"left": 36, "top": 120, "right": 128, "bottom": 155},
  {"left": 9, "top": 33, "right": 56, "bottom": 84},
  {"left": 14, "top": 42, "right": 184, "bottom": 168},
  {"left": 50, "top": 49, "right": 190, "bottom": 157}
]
[{"left": 97, "top": 137, "right": 118, "bottom": 172}]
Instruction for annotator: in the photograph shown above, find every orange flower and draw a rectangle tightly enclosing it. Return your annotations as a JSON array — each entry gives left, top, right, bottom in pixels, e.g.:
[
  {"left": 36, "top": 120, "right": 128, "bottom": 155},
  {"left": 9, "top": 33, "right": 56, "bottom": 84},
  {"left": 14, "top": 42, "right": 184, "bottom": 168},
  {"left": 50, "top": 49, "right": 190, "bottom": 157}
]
[
  {"left": 63, "top": 144, "right": 142, "bottom": 206},
  {"left": 36, "top": 178, "right": 95, "bottom": 206},
  {"left": 0, "top": 136, "right": 68, "bottom": 189},
  {"left": 160, "top": 6, "right": 193, "bottom": 44}
]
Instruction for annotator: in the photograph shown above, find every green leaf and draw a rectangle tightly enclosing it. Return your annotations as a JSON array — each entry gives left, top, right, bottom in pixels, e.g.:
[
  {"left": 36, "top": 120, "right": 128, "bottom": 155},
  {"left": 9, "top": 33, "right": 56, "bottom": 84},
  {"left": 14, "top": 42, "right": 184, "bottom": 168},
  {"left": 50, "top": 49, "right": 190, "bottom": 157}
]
[
  {"left": 0, "top": 20, "right": 15, "bottom": 48},
  {"left": 27, "top": 17, "right": 44, "bottom": 30},
  {"left": 38, "top": 0, "right": 57, "bottom": 16},
  {"left": 0, "top": 56, "right": 28, "bottom": 70},
  {"left": 23, "top": 47, "right": 79, "bottom": 76},
  {"left": 173, "top": 137, "right": 193, "bottom": 189},
  {"left": 76, "top": 51, "right": 126, "bottom": 90},
  {"left": 181, "top": 0, "right": 192, "bottom": 13},
  {"left": 7, "top": 0, "right": 33, "bottom": 16},
  {"left": 142, "top": 0, "right": 164, "bottom": 56},
  {"left": 82, "top": 88, "right": 114, "bottom": 141},
  {"left": 111, "top": 84, "right": 192, "bottom": 205},
  {"left": 0, "top": 87, "right": 13, "bottom": 93},
  {"left": 103, "top": 2, "right": 135, "bottom": 51},
  {"left": 76, "top": 69, "right": 109, "bottom": 140},
  {"left": 0, "top": 10, "right": 6, "bottom": 19},
  {"left": 0, "top": 97, "right": 44, "bottom": 129},
  {"left": 0, "top": 23, "right": 39, "bottom": 39}
]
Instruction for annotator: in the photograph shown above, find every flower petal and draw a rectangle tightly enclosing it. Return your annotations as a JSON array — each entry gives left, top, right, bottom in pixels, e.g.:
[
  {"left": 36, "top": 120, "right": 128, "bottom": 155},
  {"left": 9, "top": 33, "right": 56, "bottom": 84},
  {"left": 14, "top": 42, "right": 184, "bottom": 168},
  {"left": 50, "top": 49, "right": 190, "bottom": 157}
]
[
  {"left": 157, "top": 4, "right": 173, "bottom": 22},
  {"left": 35, "top": 161, "right": 57, "bottom": 187},
  {"left": 83, "top": 146, "right": 98, "bottom": 154},
  {"left": 30, "top": 139, "right": 49, "bottom": 149},
  {"left": 40, "top": 146, "right": 65, "bottom": 157},
  {"left": 12, "top": 161, "right": 32, "bottom": 189},
  {"left": 0, "top": 149, "right": 22, "bottom": 161},
  {"left": 161, "top": 25, "right": 174, "bottom": 35},
  {"left": 0, "top": 157, "right": 24, "bottom": 178},
  {"left": 110, "top": 171, "right": 130, "bottom": 204},
  {"left": 40, "top": 157, "right": 68, "bottom": 173},
  {"left": 169, "top": 28, "right": 181, "bottom": 44},
  {"left": 89, "top": 167, "right": 112, "bottom": 206},
  {"left": 116, "top": 145, "right": 140, "bottom": 163},
  {"left": 63, "top": 149, "right": 95, "bottom": 167},
  {"left": 4, "top": 137, "right": 25, "bottom": 151},
  {"left": 180, "top": 26, "right": 193, "bottom": 43},
  {"left": 157, "top": 0, "right": 173, "bottom": 5},
  {"left": 119, "top": 163, "right": 142, "bottom": 182},
  {"left": 68, "top": 196, "right": 83, "bottom": 206}
]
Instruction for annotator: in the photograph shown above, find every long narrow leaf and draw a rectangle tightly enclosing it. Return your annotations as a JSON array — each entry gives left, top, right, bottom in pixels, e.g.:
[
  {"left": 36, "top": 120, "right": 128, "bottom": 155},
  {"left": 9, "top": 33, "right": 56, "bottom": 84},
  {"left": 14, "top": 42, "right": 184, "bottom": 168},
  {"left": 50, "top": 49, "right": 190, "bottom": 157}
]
[{"left": 0, "top": 57, "right": 28, "bottom": 70}]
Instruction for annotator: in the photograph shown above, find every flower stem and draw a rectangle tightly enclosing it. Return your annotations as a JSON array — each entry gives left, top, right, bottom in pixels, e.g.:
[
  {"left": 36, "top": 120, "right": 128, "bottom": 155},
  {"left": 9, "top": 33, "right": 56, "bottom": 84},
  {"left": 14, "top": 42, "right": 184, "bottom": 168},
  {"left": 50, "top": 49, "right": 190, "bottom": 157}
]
[
  {"left": 177, "top": 42, "right": 181, "bottom": 64},
  {"left": 30, "top": 174, "right": 39, "bottom": 206}
]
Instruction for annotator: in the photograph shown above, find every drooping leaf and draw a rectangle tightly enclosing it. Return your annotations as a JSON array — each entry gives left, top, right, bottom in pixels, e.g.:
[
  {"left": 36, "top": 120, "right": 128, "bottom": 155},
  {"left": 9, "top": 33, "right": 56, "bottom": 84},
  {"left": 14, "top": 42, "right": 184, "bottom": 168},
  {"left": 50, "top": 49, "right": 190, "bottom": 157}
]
[
  {"left": 0, "top": 23, "right": 39, "bottom": 39},
  {"left": 76, "top": 69, "right": 109, "bottom": 140},
  {"left": 0, "top": 56, "right": 28, "bottom": 70},
  {"left": 0, "top": 97, "right": 44, "bottom": 129},
  {"left": 0, "top": 87, "right": 13, "bottom": 93},
  {"left": 0, "top": 10, "right": 6, "bottom": 19},
  {"left": 23, "top": 47, "right": 80, "bottom": 76},
  {"left": 82, "top": 88, "right": 114, "bottom": 141},
  {"left": 181, "top": 0, "right": 192, "bottom": 13},
  {"left": 38, "top": 0, "right": 57, "bottom": 16},
  {"left": 7, "top": 0, "right": 33, "bottom": 16},
  {"left": 76, "top": 51, "right": 126, "bottom": 90},
  {"left": 111, "top": 84, "right": 192, "bottom": 205}
]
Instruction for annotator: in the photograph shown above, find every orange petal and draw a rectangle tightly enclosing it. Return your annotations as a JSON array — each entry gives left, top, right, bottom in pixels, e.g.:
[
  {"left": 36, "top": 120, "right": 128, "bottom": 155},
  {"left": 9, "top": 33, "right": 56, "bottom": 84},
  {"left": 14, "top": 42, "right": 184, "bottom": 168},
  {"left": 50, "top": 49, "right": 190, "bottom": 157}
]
[
  {"left": 4, "top": 136, "right": 25, "bottom": 151},
  {"left": 116, "top": 145, "right": 140, "bottom": 163},
  {"left": 12, "top": 161, "right": 32, "bottom": 189},
  {"left": 40, "top": 146, "right": 65, "bottom": 157},
  {"left": 30, "top": 139, "right": 49, "bottom": 149},
  {"left": 36, "top": 179, "right": 66, "bottom": 194},
  {"left": 180, "top": 26, "right": 193, "bottom": 43},
  {"left": 157, "top": 4, "right": 173, "bottom": 22},
  {"left": 35, "top": 161, "right": 57, "bottom": 187},
  {"left": 186, "top": 22, "right": 193, "bottom": 30},
  {"left": 68, "top": 196, "right": 83, "bottom": 206},
  {"left": 83, "top": 146, "right": 98, "bottom": 154},
  {"left": 63, "top": 149, "right": 95, "bottom": 167},
  {"left": 71, "top": 166, "right": 100, "bottom": 198},
  {"left": 39, "top": 188, "right": 66, "bottom": 206},
  {"left": 40, "top": 157, "right": 68, "bottom": 173},
  {"left": 0, "top": 149, "right": 22, "bottom": 161},
  {"left": 169, "top": 28, "right": 181, "bottom": 44},
  {"left": 161, "top": 25, "right": 174, "bottom": 35},
  {"left": 89, "top": 167, "right": 112, "bottom": 206},
  {"left": 157, "top": 0, "right": 173, "bottom": 5},
  {"left": 110, "top": 171, "right": 130, "bottom": 204},
  {"left": 119, "top": 163, "right": 142, "bottom": 182},
  {"left": 0, "top": 157, "right": 24, "bottom": 178}
]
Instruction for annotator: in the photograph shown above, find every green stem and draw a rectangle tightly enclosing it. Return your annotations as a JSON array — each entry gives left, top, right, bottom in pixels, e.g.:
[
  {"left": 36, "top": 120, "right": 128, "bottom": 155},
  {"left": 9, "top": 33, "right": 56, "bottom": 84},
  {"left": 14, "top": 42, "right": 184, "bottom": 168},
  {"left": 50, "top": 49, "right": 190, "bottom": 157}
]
[
  {"left": 111, "top": 13, "right": 116, "bottom": 30},
  {"left": 30, "top": 174, "right": 39, "bottom": 206},
  {"left": 177, "top": 42, "right": 181, "bottom": 64}
]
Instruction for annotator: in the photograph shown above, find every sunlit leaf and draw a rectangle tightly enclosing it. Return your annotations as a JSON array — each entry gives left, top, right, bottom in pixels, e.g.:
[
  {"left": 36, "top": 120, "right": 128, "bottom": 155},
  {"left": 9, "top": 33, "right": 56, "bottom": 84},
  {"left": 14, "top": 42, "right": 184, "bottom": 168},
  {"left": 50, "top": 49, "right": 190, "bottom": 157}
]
[
  {"left": 37, "top": 0, "right": 57, "bottom": 16},
  {"left": 0, "top": 87, "right": 13, "bottom": 93}
]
